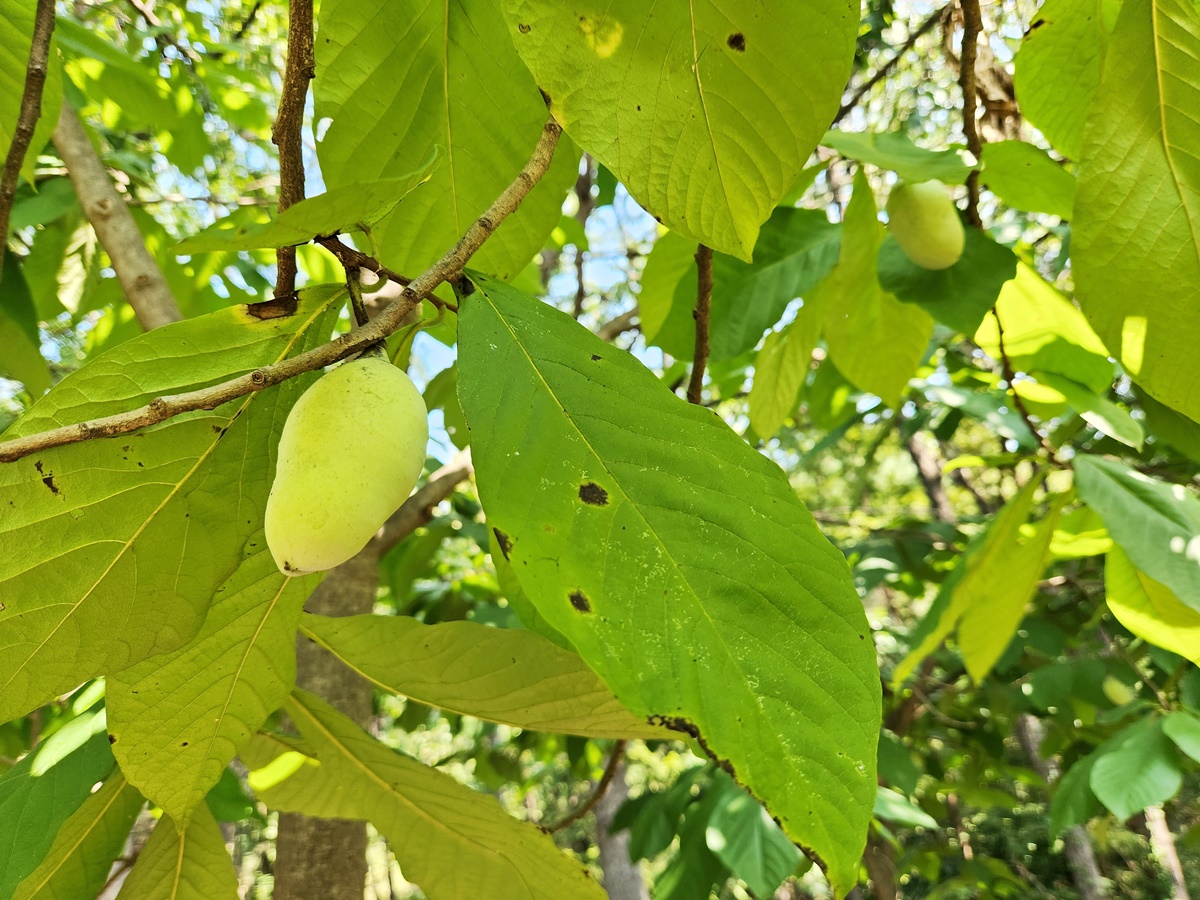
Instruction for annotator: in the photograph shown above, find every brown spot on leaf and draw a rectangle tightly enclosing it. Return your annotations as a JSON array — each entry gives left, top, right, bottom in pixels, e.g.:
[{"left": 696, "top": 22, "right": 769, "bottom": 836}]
[
  {"left": 493, "top": 527, "right": 512, "bottom": 561},
  {"left": 727, "top": 32, "right": 746, "bottom": 51},
  {"left": 108, "top": 734, "right": 116, "bottom": 744},
  {"left": 568, "top": 590, "right": 591, "bottom": 613},
  {"left": 591, "top": 353, "right": 602, "bottom": 361},
  {"left": 539, "top": 87, "right": 552, "bottom": 108},
  {"left": 579, "top": 481, "right": 609, "bottom": 506},
  {"left": 518, "top": 22, "right": 531, "bottom": 33}
]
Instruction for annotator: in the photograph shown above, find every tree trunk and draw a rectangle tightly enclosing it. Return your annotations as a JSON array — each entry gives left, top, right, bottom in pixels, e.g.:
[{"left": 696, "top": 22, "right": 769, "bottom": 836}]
[
  {"left": 594, "top": 762, "right": 649, "bottom": 900},
  {"left": 272, "top": 455, "right": 472, "bottom": 899},
  {"left": 273, "top": 551, "right": 379, "bottom": 900},
  {"left": 1015, "top": 714, "right": 1107, "bottom": 900}
]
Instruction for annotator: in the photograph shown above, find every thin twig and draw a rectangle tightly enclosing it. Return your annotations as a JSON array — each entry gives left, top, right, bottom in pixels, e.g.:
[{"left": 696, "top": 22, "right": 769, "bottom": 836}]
[
  {"left": 686, "top": 246, "right": 713, "bottom": 405},
  {"left": 958, "top": 0, "right": 984, "bottom": 226},
  {"left": 231, "top": 0, "right": 263, "bottom": 42},
  {"left": 53, "top": 106, "right": 183, "bottom": 330},
  {"left": 0, "top": 0, "right": 57, "bottom": 276},
  {"left": 831, "top": 5, "right": 947, "bottom": 128},
  {"left": 992, "top": 308, "right": 1063, "bottom": 466},
  {"left": 0, "top": 120, "right": 562, "bottom": 464},
  {"left": 596, "top": 307, "right": 638, "bottom": 342},
  {"left": 547, "top": 740, "right": 627, "bottom": 832},
  {"left": 271, "top": 0, "right": 315, "bottom": 299},
  {"left": 346, "top": 267, "right": 367, "bottom": 327},
  {"left": 316, "top": 236, "right": 412, "bottom": 288},
  {"left": 373, "top": 451, "right": 473, "bottom": 556}
]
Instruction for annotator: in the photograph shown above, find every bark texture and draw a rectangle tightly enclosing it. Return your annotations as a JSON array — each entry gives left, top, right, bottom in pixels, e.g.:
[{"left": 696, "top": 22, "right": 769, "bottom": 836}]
[
  {"left": 53, "top": 106, "right": 182, "bottom": 330},
  {"left": 594, "top": 762, "right": 649, "bottom": 900}
]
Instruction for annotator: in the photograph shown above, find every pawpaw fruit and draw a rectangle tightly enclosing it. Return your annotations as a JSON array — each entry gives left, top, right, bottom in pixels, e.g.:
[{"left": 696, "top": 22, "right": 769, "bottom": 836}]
[
  {"left": 886, "top": 180, "right": 965, "bottom": 270},
  {"left": 266, "top": 355, "right": 428, "bottom": 575}
]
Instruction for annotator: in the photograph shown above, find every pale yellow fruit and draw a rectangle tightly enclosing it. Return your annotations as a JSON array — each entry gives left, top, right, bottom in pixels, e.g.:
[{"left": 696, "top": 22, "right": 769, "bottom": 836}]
[
  {"left": 885, "top": 180, "right": 965, "bottom": 270},
  {"left": 1101, "top": 675, "right": 1138, "bottom": 707},
  {"left": 266, "top": 356, "right": 428, "bottom": 575}
]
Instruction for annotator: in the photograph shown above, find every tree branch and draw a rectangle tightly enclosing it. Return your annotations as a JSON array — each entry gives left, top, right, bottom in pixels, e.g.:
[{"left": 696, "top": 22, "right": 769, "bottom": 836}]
[
  {"left": 53, "top": 105, "right": 183, "bottom": 330},
  {"left": 0, "top": 120, "right": 562, "bottom": 464},
  {"left": 958, "top": 0, "right": 984, "bottom": 226},
  {"left": 0, "top": 0, "right": 57, "bottom": 276},
  {"left": 372, "top": 451, "right": 473, "bottom": 556},
  {"left": 316, "top": 236, "right": 411, "bottom": 288},
  {"left": 547, "top": 740, "right": 627, "bottom": 832},
  {"left": 271, "top": 0, "right": 315, "bottom": 299},
  {"left": 830, "top": 5, "right": 947, "bottom": 128},
  {"left": 596, "top": 307, "right": 638, "bottom": 342},
  {"left": 686, "top": 245, "right": 713, "bottom": 405}
]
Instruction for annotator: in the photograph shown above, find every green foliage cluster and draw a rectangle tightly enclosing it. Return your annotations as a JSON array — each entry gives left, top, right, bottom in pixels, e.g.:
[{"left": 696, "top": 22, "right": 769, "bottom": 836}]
[{"left": 1, "top": 0, "right": 1200, "bottom": 898}]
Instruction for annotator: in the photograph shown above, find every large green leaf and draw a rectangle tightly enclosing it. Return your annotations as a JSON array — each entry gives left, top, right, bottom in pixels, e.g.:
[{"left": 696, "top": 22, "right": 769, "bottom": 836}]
[
  {"left": 246, "top": 691, "right": 604, "bottom": 899},
  {"left": 0, "top": 253, "right": 51, "bottom": 395},
  {"left": 651, "top": 209, "right": 841, "bottom": 361},
  {"left": 974, "top": 263, "right": 1113, "bottom": 392},
  {"left": 822, "top": 131, "right": 976, "bottom": 183},
  {"left": 979, "top": 140, "right": 1076, "bottom": 219},
  {"left": 1012, "top": 0, "right": 1119, "bottom": 159},
  {"left": 1075, "top": 455, "right": 1200, "bottom": 611},
  {"left": 820, "top": 170, "right": 932, "bottom": 409},
  {"left": 1034, "top": 372, "right": 1143, "bottom": 449},
  {"left": 457, "top": 273, "right": 879, "bottom": 895},
  {"left": 748, "top": 306, "right": 822, "bottom": 439},
  {"left": 876, "top": 227, "right": 1017, "bottom": 336},
  {"left": 107, "top": 546, "right": 320, "bottom": 825},
  {"left": 14, "top": 773, "right": 144, "bottom": 900},
  {"left": 1049, "top": 752, "right": 1103, "bottom": 837},
  {"left": 0, "top": 0, "right": 62, "bottom": 185},
  {"left": 1106, "top": 545, "right": 1200, "bottom": 664},
  {"left": 314, "top": 0, "right": 576, "bottom": 280},
  {"left": 1072, "top": 0, "right": 1200, "bottom": 422},
  {"left": 175, "top": 157, "right": 438, "bottom": 253},
  {"left": 873, "top": 787, "right": 938, "bottom": 830},
  {"left": 115, "top": 805, "right": 237, "bottom": 900},
  {"left": 0, "top": 286, "right": 343, "bottom": 723},
  {"left": 706, "top": 774, "right": 803, "bottom": 898},
  {"left": 956, "top": 497, "right": 1063, "bottom": 682},
  {"left": 1089, "top": 716, "right": 1182, "bottom": 821},
  {"left": 893, "top": 477, "right": 1048, "bottom": 685},
  {"left": 638, "top": 231, "right": 699, "bottom": 349},
  {"left": 0, "top": 709, "right": 115, "bottom": 897},
  {"left": 300, "top": 612, "right": 665, "bottom": 739},
  {"left": 1163, "top": 711, "right": 1200, "bottom": 764},
  {"left": 506, "top": 0, "right": 857, "bottom": 260}
]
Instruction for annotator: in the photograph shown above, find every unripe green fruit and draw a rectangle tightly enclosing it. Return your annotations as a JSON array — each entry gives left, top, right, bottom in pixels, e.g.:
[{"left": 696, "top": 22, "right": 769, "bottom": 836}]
[
  {"left": 265, "top": 355, "right": 428, "bottom": 575},
  {"left": 885, "top": 180, "right": 965, "bottom": 270},
  {"left": 1102, "top": 675, "right": 1138, "bottom": 707}
]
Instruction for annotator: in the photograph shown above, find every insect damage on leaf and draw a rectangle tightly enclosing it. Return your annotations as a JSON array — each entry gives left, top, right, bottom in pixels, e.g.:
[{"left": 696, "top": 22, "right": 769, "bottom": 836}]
[{"left": 568, "top": 590, "right": 591, "bottom": 613}]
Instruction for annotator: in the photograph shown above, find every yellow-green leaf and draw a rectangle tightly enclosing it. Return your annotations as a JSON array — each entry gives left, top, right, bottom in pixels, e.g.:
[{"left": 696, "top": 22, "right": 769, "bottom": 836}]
[
  {"left": 506, "top": 0, "right": 857, "bottom": 260},
  {"left": 1073, "top": 0, "right": 1200, "bottom": 422},
  {"left": 246, "top": 691, "right": 604, "bottom": 900},
  {"left": 300, "top": 613, "right": 665, "bottom": 739},
  {"left": 1106, "top": 544, "right": 1200, "bottom": 663}
]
